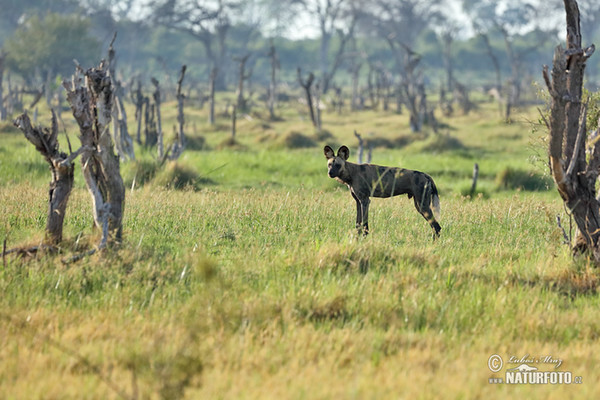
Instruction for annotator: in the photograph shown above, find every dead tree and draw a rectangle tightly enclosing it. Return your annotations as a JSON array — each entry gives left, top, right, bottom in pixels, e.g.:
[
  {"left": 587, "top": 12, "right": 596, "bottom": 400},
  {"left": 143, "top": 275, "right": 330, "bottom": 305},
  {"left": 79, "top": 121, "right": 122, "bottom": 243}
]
[
  {"left": 208, "top": 67, "right": 218, "bottom": 125},
  {"left": 470, "top": 163, "right": 479, "bottom": 198},
  {"left": 349, "top": 61, "right": 362, "bottom": 111},
  {"left": 297, "top": 68, "right": 316, "bottom": 128},
  {"left": 27, "top": 86, "right": 45, "bottom": 110},
  {"left": 453, "top": 80, "right": 474, "bottom": 115},
  {"left": 170, "top": 65, "right": 187, "bottom": 160},
  {"left": 354, "top": 130, "right": 365, "bottom": 164},
  {"left": 231, "top": 105, "right": 237, "bottom": 141},
  {"left": 131, "top": 80, "right": 144, "bottom": 145},
  {"left": 234, "top": 54, "right": 251, "bottom": 111},
  {"left": 151, "top": 77, "right": 163, "bottom": 159},
  {"left": 479, "top": 33, "right": 504, "bottom": 118},
  {"left": 267, "top": 43, "right": 279, "bottom": 120},
  {"left": 63, "top": 63, "right": 125, "bottom": 247},
  {"left": 144, "top": 96, "right": 157, "bottom": 147},
  {"left": 13, "top": 111, "right": 75, "bottom": 245},
  {"left": 543, "top": 0, "right": 598, "bottom": 259},
  {"left": 107, "top": 33, "right": 135, "bottom": 161},
  {"left": 314, "top": 81, "right": 322, "bottom": 131},
  {"left": 0, "top": 52, "right": 6, "bottom": 121}
]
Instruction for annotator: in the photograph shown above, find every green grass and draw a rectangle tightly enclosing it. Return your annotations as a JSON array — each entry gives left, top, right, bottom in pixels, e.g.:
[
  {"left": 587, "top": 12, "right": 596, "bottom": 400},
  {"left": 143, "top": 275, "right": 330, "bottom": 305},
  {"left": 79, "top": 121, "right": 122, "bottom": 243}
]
[{"left": 0, "top": 98, "right": 597, "bottom": 399}]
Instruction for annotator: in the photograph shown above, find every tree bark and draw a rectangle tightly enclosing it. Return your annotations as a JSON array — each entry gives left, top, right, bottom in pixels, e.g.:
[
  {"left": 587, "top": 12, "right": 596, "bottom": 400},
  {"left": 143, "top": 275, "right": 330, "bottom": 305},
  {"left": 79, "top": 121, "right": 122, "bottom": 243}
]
[
  {"left": 298, "top": 68, "right": 316, "bottom": 128},
  {"left": 350, "top": 61, "right": 362, "bottom": 112},
  {"left": 231, "top": 105, "right": 237, "bottom": 140},
  {"left": 63, "top": 63, "right": 125, "bottom": 247},
  {"left": 0, "top": 52, "right": 6, "bottom": 121},
  {"left": 479, "top": 33, "right": 504, "bottom": 118},
  {"left": 267, "top": 44, "right": 279, "bottom": 120},
  {"left": 151, "top": 77, "right": 163, "bottom": 160},
  {"left": 234, "top": 54, "right": 251, "bottom": 111},
  {"left": 144, "top": 97, "right": 157, "bottom": 147},
  {"left": 543, "top": 0, "right": 598, "bottom": 260},
  {"left": 170, "top": 65, "right": 187, "bottom": 160},
  {"left": 13, "top": 111, "right": 74, "bottom": 245},
  {"left": 208, "top": 67, "right": 218, "bottom": 125},
  {"left": 107, "top": 33, "right": 135, "bottom": 161},
  {"left": 131, "top": 80, "right": 144, "bottom": 145}
]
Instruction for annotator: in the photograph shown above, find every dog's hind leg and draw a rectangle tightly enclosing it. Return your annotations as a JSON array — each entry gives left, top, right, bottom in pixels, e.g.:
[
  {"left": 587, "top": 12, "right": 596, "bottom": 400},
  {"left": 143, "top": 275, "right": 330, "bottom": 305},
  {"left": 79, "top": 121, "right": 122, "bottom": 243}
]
[{"left": 413, "top": 188, "right": 441, "bottom": 239}]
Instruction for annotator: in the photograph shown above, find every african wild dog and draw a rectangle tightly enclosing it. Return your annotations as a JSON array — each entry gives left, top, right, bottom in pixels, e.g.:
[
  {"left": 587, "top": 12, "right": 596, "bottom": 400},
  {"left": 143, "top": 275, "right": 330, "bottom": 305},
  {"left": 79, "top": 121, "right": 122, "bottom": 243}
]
[{"left": 324, "top": 145, "right": 441, "bottom": 237}]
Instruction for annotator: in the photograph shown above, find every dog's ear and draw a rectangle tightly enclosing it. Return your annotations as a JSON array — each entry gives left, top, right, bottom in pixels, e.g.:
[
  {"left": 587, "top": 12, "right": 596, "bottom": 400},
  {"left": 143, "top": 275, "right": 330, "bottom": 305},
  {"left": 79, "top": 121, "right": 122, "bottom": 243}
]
[
  {"left": 324, "top": 145, "right": 335, "bottom": 159},
  {"left": 337, "top": 145, "right": 350, "bottom": 160}
]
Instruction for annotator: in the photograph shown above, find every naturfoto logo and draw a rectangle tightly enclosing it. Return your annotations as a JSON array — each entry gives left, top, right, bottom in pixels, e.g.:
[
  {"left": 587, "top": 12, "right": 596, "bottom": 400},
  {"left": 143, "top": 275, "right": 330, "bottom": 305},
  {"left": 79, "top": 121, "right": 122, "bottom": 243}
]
[{"left": 487, "top": 354, "right": 583, "bottom": 385}]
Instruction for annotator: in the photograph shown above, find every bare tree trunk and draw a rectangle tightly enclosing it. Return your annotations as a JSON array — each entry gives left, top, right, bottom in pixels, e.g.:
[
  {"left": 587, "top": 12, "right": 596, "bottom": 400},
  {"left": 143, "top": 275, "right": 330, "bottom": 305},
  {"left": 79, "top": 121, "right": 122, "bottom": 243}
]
[
  {"left": 267, "top": 43, "right": 279, "bottom": 120},
  {"left": 107, "top": 33, "right": 135, "bottom": 161},
  {"left": 131, "top": 80, "right": 144, "bottom": 145},
  {"left": 453, "top": 80, "right": 474, "bottom": 115},
  {"left": 144, "top": 97, "right": 157, "bottom": 147},
  {"left": 387, "top": 38, "right": 423, "bottom": 132},
  {"left": 314, "top": 81, "right": 322, "bottom": 131},
  {"left": 367, "top": 64, "right": 379, "bottom": 110},
  {"left": 470, "top": 163, "right": 479, "bottom": 198},
  {"left": 321, "top": 18, "right": 356, "bottom": 94},
  {"left": 170, "top": 65, "right": 187, "bottom": 160},
  {"left": 297, "top": 68, "right": 316, "bottom": 127},
  {"left": 231, "top": 105, "right": 237, "bottom": 140},
  {"left": 234, "top": 54, "right": 251, "bottom": 111},
  {"left": 63, "top": 63, "right": 125, "bottom": 247},
  {"left": 479, "top": 33, "right": 504, "bottom": 118},
  {"left": 543, "top": 0, "right": 598, "bottom": 260},
  {"left": 0, "top": 52, "right": 6, "bottom": 121},
  {"left": 350, "top": 61, "right": 362, "bottom": 111},
  {"left": 354, "top": 130, "right": 364, "bottom": 164},
  {"left": 442, "top": 32, "right": 454, "bottom": 93},
  {"left": 208, "top": 67, "right": 218, "bottom": 125},
  {"left": 151, "top": 77, "right": 163, "bottom": 159},
  {"left": 44, "top": 69, "right": 53, "bottom": 108},
  {"left": 13, "top": 111, "right": 74, "bottom": 245}
]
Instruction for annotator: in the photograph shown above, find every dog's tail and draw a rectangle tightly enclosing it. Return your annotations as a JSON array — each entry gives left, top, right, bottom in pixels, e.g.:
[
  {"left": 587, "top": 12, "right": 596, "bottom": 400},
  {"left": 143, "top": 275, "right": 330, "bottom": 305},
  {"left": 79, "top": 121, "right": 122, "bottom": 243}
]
[{"left": 429, "top": 176, "right": 441, "bottom": 219}]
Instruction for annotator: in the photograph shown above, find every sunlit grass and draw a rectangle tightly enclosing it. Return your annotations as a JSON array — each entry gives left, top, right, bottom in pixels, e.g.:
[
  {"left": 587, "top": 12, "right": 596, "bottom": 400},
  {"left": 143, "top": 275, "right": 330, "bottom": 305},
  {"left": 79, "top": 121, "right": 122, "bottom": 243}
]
[{"left": 1, "top": 100, "right": 598, "bottom": 398}]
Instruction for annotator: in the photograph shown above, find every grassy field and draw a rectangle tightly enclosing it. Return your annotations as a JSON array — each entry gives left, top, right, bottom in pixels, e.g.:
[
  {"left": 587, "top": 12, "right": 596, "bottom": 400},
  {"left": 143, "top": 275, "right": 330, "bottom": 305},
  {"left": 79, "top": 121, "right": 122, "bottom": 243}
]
[{"left": 1, "top": 96, "right": 598, "bottom": 399}]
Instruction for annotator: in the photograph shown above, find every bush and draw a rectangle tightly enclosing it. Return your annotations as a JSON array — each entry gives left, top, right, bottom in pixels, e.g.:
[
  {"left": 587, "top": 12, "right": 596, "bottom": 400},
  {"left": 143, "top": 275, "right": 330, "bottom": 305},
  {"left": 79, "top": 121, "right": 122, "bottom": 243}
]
[
  {"left": 125, "top": 159, "right": 161, "bottom": 187},
  {"left": 495, "top": 167, "right": 552, "bottom": 191},
  {"left": 0, "top": 122, "right": 19, "bottom": 134},
  {"left": 280, "top": 131, "right": 317, "bottom": 148},
  {"left": 152, "top": 162, "right": 214, "bottom": 190},
  {"left": 413, "top": 134, "right": 466, "bottom": 153}
]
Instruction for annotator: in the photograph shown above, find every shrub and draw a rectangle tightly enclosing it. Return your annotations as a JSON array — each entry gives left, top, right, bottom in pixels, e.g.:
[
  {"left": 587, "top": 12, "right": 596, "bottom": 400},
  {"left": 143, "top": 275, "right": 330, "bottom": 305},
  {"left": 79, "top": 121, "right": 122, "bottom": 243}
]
[
  {"left": 152, "top": 162, "right": 213, "bottom": 190},
  {"left": 495, "top": 167, "right": 552, "bottom": 191}
]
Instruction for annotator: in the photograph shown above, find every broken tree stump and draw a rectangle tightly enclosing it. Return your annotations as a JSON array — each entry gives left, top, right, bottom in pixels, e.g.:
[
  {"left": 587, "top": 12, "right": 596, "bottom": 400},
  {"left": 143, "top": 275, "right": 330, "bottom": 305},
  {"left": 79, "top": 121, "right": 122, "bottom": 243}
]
[
  {"left": 63, "top": 63, "right": 125, "bottom": 247},
  {"left": 13, "top": 111, "right": 74, "bottom": 245}
]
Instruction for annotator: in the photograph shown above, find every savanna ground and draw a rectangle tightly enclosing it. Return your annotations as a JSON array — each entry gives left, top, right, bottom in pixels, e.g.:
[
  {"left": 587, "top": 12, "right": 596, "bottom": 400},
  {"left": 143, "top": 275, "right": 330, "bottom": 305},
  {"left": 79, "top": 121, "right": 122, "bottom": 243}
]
[{"left": 1, "top": 92, "right": 599, "bottom": 399}]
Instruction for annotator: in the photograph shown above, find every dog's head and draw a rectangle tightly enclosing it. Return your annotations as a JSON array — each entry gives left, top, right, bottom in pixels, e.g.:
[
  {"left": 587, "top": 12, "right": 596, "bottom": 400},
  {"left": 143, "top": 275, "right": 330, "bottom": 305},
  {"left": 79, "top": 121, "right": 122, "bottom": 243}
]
[{"left": 324, "top": 145, "right": 349, "bottom": 179}]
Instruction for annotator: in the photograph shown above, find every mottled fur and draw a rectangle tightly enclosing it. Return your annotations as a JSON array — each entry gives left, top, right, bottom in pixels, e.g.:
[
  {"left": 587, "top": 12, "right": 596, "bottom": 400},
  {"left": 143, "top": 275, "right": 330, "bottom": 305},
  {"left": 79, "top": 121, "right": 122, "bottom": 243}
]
[{"left": 324, "top": 145, "right": 441, "bottom": 237}]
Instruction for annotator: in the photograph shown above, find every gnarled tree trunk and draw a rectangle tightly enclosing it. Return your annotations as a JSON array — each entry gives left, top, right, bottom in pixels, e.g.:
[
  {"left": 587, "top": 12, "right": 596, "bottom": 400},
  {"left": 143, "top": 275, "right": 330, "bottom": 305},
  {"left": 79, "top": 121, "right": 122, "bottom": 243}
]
[
  {"left": 63, "top": 63, "right": 125, "bottom": 247},
  {"left": 151, "top": 77, "right": 163, "bottom": 160},
  {"left": 170, "top": 65, "right": 187, "bottom": 160},
  {"left": 13, "top": 111, "right": 74, "bottom": 245},
  {"left": 543, "top": 0, "right": 598, "bottom": 260},
  {"left": 0, "top": 52, "right": 6, "bottom": 121}
]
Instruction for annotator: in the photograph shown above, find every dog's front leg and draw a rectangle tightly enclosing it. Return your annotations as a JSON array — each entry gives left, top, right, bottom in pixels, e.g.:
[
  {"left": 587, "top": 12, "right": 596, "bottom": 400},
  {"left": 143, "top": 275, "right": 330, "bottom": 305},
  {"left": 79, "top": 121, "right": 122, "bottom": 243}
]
[
  {"left": 351, "top": 192, "right": 362, "bottom": 231},
  {"left": 359, "top": 198, "right": 370, "bottom": 236}
]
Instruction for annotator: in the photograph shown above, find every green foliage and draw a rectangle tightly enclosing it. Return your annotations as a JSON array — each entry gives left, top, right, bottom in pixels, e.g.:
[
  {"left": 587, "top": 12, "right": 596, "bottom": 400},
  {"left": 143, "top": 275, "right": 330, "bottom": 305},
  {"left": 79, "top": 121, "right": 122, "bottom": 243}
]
[{"left": 4, "top": 13, "right": 99, "bottom": 82}]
